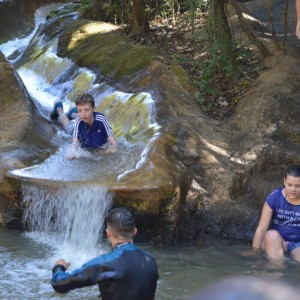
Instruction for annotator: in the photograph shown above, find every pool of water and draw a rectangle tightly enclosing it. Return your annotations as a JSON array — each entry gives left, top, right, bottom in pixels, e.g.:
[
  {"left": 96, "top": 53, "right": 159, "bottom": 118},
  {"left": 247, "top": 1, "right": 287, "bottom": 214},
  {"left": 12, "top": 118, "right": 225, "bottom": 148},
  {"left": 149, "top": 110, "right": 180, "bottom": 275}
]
[{"left": 1, "top": 227, "right": 300, "bottom": 300}]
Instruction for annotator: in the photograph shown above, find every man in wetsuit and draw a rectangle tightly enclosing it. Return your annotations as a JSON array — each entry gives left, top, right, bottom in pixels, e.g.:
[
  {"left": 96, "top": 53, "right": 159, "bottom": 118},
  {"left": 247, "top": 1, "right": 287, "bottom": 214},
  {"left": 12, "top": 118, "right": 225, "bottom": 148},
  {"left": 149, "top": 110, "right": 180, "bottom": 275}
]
[{"left": 51, "top": 207, "right": 159, "bottom": 300}]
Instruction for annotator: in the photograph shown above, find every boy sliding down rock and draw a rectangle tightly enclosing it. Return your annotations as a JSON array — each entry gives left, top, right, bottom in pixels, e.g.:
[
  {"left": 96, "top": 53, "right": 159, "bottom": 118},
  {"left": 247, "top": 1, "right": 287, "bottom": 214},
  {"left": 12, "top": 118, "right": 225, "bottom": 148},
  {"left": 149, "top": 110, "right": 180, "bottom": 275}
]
[{"left": 51, "top": 94, "right": 118, "bottom": 158}]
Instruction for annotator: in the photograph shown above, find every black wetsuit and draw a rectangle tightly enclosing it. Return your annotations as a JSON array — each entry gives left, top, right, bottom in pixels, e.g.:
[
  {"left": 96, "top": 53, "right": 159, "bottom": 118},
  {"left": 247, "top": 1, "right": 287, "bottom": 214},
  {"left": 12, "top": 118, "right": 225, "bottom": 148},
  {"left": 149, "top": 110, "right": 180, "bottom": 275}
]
[{"left": 51, "top": 243, "right": 159, "bottom": 300}]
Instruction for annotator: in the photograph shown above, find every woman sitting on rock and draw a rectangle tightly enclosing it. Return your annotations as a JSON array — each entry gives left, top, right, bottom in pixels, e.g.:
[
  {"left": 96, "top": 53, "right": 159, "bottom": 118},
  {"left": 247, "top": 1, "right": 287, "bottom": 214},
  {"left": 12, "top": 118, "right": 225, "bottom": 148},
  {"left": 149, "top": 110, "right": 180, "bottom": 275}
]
[{"left": 252, "top": 164, "right": 300, "bottom": 262}]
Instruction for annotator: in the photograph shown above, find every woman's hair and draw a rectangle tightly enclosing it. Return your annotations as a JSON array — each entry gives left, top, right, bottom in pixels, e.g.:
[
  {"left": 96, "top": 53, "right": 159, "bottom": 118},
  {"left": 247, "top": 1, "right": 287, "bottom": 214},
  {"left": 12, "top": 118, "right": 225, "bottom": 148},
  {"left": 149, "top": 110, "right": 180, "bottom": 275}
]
[
  {"left": 75, "top": 93, "right": 95, "bottom": 108},
  {"left": 106, "top": 207, "right": 135, "bottom": 238},
  {"left": 285, "top": 164, "right": 300, "bottom": 178}
]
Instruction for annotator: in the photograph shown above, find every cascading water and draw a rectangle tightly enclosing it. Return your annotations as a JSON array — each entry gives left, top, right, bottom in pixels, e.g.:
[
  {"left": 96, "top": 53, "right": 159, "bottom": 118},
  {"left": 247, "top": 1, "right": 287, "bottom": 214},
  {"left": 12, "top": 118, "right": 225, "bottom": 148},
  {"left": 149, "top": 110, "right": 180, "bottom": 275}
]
[
  {"left": 1, "top": 2, "right": 160, "bottom": 182},
  {"left": 0, "top": 4, "right": 156, "bottom": 296},
  {"left": 0, "top": 182, "right": 114, "bottom": 299},
  {"left": 22, "top": 183, "right": 112, "bottom": 257},
  {"left": 0, "top": 2, "right": 157, "bottom": 257}
]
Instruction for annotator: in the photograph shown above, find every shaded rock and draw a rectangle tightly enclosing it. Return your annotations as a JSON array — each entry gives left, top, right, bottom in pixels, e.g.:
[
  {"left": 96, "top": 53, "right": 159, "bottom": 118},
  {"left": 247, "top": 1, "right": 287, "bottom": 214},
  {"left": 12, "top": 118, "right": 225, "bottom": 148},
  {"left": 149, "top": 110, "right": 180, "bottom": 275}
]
[
  {"left": 0, "top": 53, "right": 30, "bottom": 145},
  {"left": 0, "top": 0, "right": 70, "bottom": 43},
  {"left": 0, "top": 52, "right": 31, "bottom": 227},
  {"left": 0, "top": 52, "right": 56, "bottom": 228}
]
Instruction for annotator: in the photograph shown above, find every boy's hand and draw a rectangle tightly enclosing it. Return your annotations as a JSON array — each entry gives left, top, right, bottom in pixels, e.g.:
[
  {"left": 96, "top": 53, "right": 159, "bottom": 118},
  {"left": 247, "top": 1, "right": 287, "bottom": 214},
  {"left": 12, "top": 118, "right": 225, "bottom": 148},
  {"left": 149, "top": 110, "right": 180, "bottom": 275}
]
[
  {"left": 65, "top": 144, "right": 80, "bottom": 159},
  {"left": 105, "top": 144, "right": 118, "bottom": 153}
]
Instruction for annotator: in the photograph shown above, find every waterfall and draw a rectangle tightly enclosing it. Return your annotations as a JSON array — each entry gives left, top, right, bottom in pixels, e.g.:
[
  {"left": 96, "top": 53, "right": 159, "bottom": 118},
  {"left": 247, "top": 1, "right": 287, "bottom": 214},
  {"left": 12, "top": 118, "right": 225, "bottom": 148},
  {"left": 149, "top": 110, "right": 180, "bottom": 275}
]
[
  {"left": 1, "top": 2, "right": 159, "bottom": 258},
  {"left": 1, "top": 2, "right": 160, "bottom": 184},
  {"left": 21, "top": 182, "right": 112, "bottom": 259}
]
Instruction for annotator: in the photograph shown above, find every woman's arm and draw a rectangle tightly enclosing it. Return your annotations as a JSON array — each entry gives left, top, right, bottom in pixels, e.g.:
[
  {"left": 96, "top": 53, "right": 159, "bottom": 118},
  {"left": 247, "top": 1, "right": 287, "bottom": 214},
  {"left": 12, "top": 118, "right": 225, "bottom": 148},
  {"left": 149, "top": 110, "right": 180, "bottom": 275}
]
[{"left": 252, "top": 202, "right": 273, "bottom": 249}]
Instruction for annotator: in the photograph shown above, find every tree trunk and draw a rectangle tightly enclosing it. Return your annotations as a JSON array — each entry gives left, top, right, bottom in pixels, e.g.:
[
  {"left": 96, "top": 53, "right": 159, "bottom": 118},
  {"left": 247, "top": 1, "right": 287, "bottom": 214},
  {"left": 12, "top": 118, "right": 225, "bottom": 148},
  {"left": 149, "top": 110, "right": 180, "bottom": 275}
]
[
  {"left": 208, "top": 0, "right": 232, "bottom": 43},
  {"left": 208, "top": 0, "right": 235, "bottom": 70},
  {"left": 128, "top": 0, "right": 149, "bottom": 34},
  {"left": 232, "top": 0, "right": 270, "bottom": 57},
  {"left": 282, "top": 0, "right": 289, "bottom": 53},
  {"left": 266, "top": 0, "right": 281, "bottom": 50},
  {"left": 92, "top": 0, "right": 102, "bottom": 20}
]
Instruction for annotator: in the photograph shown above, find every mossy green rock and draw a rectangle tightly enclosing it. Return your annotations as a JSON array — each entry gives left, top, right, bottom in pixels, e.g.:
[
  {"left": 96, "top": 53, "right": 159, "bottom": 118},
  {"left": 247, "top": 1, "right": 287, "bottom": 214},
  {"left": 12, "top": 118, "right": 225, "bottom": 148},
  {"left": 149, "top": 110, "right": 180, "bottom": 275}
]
[{"left": 58, "top": 20, "right": 155, "bottom": 81}]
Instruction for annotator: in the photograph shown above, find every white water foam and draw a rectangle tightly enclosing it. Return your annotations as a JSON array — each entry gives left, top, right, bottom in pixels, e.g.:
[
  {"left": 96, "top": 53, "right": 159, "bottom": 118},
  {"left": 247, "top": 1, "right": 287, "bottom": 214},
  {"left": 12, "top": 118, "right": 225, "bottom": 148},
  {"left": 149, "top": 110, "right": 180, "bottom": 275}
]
[
  {"left": 0, "top": 182, "right": 113, "bottom": 299},
  {"left": 22, "top": 183, "right": 112, "bottom": 266}
]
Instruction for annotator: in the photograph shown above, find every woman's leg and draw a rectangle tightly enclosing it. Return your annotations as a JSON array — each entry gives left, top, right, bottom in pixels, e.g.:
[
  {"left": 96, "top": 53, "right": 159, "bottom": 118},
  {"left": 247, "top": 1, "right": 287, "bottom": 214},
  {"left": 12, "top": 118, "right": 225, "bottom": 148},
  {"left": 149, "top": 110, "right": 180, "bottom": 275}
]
[
  {"left": 262, "top": 229, "right": 285, "bottom": 260},
  {"left": 290, "top": 244, "right": 300, "bottom": 262}
]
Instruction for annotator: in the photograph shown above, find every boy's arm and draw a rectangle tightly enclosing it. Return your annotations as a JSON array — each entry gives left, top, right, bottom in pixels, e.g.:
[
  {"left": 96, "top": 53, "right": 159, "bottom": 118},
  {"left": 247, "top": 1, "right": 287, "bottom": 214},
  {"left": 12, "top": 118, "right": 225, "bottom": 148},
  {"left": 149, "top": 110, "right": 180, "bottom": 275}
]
[
  {"left": 72, "top": 137, "right": 79, "bottom": 149},
  {"left": 65, "top": 138, "right": 80, "bottom": 160},
  {"left": 106, "top": 136, "right": 118, "bottom": 153}
]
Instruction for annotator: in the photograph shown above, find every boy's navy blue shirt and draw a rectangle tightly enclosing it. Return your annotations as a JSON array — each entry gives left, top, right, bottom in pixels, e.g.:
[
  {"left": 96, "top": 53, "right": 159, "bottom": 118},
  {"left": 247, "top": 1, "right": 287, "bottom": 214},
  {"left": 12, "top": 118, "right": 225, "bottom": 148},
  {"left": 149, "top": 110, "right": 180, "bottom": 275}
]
[{"left": 73, "top": 112, "right": 114, "bottom": 148}]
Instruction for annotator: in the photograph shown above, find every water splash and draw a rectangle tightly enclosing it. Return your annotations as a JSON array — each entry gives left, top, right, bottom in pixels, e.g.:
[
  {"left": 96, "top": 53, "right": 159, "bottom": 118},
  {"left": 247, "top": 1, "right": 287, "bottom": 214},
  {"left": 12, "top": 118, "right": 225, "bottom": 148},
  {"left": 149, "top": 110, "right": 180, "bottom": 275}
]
[
  {"left": 0, "top": 3, "right": 70, "bottom": 61},
  {"left": 9, "top": 140, "right": 145, "bottom": 183},
  {"left": 22, "top": 182, "right": 112, "bottom": 258},
  {"left": 1, "top": 2, "right": 161, "bottom": 182}
]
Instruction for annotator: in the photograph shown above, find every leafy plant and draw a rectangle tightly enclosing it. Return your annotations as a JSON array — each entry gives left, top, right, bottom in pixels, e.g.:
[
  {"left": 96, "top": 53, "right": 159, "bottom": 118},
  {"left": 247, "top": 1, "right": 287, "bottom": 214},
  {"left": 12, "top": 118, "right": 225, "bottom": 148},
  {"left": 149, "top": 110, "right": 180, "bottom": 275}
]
[{"left": 191, "top": 40, "right": 265, "bottom": 117}]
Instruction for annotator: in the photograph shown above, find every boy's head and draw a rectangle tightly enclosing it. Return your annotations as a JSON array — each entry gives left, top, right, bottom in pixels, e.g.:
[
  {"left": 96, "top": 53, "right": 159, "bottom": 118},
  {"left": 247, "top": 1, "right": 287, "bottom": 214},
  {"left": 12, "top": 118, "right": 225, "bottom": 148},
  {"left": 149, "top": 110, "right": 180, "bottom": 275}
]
[
  {"left": 75, "top": 94, "right": 95, "bottom": 124},
  {"left": 106, "top": 207, "right": 136, "bottom": 240},
  {"left": 75, "top": 93, "right": 95, "bottom": 108}
]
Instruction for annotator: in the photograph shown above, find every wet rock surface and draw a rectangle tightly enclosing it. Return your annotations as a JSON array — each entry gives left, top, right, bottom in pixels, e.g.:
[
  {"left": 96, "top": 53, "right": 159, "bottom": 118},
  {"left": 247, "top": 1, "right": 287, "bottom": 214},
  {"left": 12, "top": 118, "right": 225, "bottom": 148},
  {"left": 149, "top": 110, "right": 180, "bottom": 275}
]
[{"left": 0, "top": 1, "right": 299, "bottom": 243}]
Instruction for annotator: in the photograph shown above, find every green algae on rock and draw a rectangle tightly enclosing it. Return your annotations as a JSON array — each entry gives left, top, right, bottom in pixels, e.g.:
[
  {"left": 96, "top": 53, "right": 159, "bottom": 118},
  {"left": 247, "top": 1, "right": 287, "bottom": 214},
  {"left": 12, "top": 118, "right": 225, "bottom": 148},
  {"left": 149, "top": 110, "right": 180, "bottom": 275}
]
[{"left": 57, "top": 20, "right": 155, "bottom": 81}]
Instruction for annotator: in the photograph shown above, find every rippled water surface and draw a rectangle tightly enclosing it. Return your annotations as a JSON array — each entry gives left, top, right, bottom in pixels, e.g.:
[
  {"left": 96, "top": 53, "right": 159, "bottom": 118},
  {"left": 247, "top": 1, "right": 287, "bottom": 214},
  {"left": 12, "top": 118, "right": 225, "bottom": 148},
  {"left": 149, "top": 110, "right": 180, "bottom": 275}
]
[{"left": 1, "top": 228, "right": 300, "bottom": 300}]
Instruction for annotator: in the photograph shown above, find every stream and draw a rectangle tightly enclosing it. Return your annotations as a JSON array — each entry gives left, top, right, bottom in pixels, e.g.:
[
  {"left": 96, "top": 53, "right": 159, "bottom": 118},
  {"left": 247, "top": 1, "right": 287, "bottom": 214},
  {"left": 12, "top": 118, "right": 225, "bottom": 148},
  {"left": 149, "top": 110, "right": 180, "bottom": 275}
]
[
  {"left": 1, "top": 2, "right": 300, "bottom": 300},
  {"left": 1, "top": 225, "right": 300, "bottom": 300}
]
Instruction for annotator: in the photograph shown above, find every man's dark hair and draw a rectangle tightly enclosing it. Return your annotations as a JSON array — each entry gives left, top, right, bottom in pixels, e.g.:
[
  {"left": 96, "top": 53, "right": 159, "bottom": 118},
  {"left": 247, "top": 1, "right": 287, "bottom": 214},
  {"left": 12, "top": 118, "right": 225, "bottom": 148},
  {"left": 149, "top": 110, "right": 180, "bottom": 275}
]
[
  {"left": 106, "top": 207, "right": 135, "bottom": 238},
  {"left": 75, "top": 93, "right": 95, "bottom": 108},
  {"left": 285, "top": 164, "right": 300, "bottom": 178}
]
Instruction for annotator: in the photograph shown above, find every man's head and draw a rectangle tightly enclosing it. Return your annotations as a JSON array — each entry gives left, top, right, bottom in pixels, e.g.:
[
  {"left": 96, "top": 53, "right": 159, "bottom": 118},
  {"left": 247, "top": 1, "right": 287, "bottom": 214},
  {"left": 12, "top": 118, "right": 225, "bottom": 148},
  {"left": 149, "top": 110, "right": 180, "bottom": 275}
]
[{"left": 106, "top": 207, "right": 137, "bottom": 242}]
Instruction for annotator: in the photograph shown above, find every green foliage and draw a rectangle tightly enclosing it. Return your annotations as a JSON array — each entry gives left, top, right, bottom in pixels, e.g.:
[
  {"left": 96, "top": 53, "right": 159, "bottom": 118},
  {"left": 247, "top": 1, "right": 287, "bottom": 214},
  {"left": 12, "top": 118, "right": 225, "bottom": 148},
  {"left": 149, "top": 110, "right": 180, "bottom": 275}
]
[
  {"left": 184, "top": 0, "right": 209, "bottom": 13},
  {"left": 159, "top": 0, "right": 176, "bottom": 19},
  {"left": 195, "top": 41, "right": 237, "bottom": 102},
  {"left": 182, "top": 0, "right": 208, "bottom": 34},
  {"left": 206, "top": 41, "right": 235, "bottom": 78},
  {"left": 47, "top": 1, "right": 94, "bottom": 20},
  {"left": 192, "top": 42, "right": 264, "bottom": 116},
  {"left": 80, "top": 0, "right": 93, "bottom": 12},
  {"left": 195, "top": 195, "right": 205, "bottom": 209},
  {"left": 46, "top": 4, "right": 81, "bottom": 20},
  {"left": 144, "top": 0, "right": 209, "bottom": 21}
]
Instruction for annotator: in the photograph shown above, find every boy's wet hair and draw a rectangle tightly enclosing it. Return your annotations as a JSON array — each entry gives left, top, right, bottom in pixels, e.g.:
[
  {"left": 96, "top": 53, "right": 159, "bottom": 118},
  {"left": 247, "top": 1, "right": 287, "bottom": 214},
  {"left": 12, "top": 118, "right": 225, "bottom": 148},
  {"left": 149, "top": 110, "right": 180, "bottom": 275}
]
[
  {"left": 75, "top": 93, "right": 95, "bottom": 108},
  {"left": 106, "top": 207, "right": 135, "bottom": 238},
  {"left": 285, "top": 164, "right": 300, "bottom": 178}
]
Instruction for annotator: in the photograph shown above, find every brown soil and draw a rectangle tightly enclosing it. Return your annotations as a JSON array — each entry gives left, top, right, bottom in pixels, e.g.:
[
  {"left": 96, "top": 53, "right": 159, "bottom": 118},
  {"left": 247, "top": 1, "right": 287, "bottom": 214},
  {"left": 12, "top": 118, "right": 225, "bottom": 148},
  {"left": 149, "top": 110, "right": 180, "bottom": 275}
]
[{"left": 128, "top": 12, "right": 267, "bottom": 120}]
